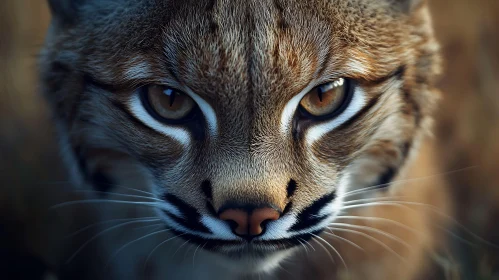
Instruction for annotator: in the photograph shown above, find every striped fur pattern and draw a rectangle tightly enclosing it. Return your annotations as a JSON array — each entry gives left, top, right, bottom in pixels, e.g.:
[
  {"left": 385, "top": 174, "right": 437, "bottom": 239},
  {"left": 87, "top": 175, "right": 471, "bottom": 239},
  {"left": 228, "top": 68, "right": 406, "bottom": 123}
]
[{"left": 40, "top": 0, "right": 441, "bottom": 278}]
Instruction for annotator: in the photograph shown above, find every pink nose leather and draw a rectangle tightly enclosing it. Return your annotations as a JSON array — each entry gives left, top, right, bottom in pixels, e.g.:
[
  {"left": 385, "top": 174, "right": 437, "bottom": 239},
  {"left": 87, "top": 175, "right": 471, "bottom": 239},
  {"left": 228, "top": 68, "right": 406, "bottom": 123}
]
[{"left": 219, "top": 207, "right": 280, "bottom": 236}]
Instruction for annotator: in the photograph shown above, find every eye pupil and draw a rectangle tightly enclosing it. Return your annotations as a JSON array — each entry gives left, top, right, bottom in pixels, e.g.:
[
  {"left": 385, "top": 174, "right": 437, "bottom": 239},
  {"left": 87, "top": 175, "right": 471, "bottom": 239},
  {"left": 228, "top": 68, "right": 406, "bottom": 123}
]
[
  {"left": 299, "top": 78, "right": 350, "bottom": 117},
  {"left": 143, "top": 85, "right": 195, "bottom": 122},
  {"left": 168, "top": 91, "right": 176, "bottom": 107}
]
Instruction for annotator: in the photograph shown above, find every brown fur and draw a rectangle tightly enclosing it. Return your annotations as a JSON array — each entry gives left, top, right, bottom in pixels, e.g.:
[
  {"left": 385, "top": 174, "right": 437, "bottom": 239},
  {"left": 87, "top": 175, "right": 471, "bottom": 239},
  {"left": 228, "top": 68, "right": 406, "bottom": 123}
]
[{"left": 39, "top": 0, "right": 442, "bottom": 279}]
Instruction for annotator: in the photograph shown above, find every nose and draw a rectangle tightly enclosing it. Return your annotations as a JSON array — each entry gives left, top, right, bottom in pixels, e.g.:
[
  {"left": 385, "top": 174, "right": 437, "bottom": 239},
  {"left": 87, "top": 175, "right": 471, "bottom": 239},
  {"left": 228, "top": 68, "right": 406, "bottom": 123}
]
[{"left": 219, "top": 205, "right": 281, "bottom": 240}]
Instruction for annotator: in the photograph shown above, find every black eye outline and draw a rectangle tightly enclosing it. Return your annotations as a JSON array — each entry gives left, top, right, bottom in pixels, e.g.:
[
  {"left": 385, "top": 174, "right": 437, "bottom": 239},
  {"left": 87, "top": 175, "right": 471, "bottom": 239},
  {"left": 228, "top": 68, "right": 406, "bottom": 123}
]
[
  {"left": 139, "top": 85, "right": 201, "bottom": 125},
  {"left": 297, "top": 78, "right": 355, "bottom": 121}
]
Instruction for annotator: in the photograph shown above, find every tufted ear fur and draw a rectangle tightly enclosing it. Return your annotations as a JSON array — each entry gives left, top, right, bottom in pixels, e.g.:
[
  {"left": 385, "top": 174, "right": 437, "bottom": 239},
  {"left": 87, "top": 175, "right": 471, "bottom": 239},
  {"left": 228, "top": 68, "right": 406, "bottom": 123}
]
[{"left": 47, "top": 0, "right": 86, "bottom": 24}]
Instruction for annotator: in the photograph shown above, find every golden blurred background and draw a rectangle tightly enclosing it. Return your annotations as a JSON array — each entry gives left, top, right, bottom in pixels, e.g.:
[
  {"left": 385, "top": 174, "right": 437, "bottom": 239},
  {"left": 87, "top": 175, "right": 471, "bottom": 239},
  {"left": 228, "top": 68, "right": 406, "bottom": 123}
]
[{"left": 1, "top": 0, "right": 498, "bottom": 279}]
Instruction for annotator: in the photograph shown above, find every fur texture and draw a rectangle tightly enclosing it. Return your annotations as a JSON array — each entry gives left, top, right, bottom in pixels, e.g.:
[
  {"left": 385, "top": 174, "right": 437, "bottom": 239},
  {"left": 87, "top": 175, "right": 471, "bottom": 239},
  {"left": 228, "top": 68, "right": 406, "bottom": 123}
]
[{"left": 40, "top": 0, "right": 442, "bottom": 279}]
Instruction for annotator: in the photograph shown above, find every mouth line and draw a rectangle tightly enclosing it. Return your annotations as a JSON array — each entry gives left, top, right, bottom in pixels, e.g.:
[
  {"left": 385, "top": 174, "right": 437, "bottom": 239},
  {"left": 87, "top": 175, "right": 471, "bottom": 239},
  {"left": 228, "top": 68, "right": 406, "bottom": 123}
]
[{"left": 171, "top": 230, "right": 321, "bottom": 253}]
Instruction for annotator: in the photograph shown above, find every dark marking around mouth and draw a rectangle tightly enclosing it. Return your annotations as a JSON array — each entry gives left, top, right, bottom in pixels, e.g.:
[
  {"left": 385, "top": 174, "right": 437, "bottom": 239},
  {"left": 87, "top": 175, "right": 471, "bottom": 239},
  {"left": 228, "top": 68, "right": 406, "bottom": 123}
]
[
  {"left": 162, "top": 194, "right": 212, "bottom": 234},
  {"left": 170, "top": 229, "right": 322, "bottom": 252},
  {"left": 290, "top": 191, "right": 336, "bottom": 232}
]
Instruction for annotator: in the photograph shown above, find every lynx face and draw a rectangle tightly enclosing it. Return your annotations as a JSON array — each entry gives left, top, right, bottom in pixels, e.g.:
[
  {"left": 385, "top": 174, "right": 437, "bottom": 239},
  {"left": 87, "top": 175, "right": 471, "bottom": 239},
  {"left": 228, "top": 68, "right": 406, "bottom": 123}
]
[{"left": 41, "top": 0, "right": 439, "bottom": 273}]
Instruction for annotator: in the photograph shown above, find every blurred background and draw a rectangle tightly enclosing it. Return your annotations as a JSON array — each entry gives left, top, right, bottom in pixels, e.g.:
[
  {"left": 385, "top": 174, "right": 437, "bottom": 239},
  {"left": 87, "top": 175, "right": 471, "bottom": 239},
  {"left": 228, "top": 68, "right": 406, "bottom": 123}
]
[{"left": 0, "top": 0, "right": 498, "bottom": 279}]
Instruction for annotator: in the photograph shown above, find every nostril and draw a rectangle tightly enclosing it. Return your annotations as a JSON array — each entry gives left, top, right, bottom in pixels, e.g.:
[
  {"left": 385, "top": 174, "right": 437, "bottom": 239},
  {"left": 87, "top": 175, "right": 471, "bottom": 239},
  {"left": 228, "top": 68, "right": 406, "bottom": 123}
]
[
  {"left": 218, "top": 205, "right": 282, "bottom": 239},
  {"left": 249, "top": 208, "right": 280, "bottom": 236},
  {"left": 219, "top": 209, "right": 249, "bottom": 236}
]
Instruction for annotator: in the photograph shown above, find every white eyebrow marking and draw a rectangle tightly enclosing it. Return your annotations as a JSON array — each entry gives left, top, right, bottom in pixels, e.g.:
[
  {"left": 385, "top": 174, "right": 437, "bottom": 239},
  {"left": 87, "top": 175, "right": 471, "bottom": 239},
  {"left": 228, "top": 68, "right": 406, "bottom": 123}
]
[
  {"left": 184, "top": 88, "right": 218, "bottom": 138},
  {"left": 123, "top": 56, "right": 153, "bottom": 80},
  {"left": 346, "top": 58, "right": 370, "bottom": 76},
  {"left": 128, "top": 94, "right": 191, "bottom": 146},
  {"left": 280, "top": 82, "right": 317, "bottom": 135},
  {"left": 306, "top": 87, "right": 367, "bottom": 145}
]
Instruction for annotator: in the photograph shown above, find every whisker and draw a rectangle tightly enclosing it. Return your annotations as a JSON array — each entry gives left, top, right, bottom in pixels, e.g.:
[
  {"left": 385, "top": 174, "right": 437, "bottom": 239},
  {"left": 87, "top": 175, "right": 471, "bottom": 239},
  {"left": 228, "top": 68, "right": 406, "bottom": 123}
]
[
  {"left": 296, "top": 239, "right": 310, "bottom": 255},
  {"left": 172, "top": 239, "right": 191, "bottom": 259},
  {"left": 343, "top": 196, "right": 414, "bottom": 205},
  {"left": 144, "top": 233, "right": 186, "bottom": 271},
  {"left": 326, "top": 232, "right": 365, "bottom": 252},
  {"left": 334, "top": 215, "right": 419, "bottom": 236},
  {"left": 66, "top": 218, "right": 160, "bottom": 264},
  {"left": 66, "top": 217, "right": 160, "bottom": 238},
  {"left": 51, "top": 199, "right": 157, "bottom": 210},
  {"left": 343, "top": 196, "right": 410, "bottom": 205},
  {"left": 343, "top": 165, "right": 478, "bottom": 198},
  {"left": 328, "top": 223, "right": 413, "bottom": 251},
  {"left": 110, "top": 186, "right": 157, "bottom": 197},
  {"left": 192, "top": 242, "right": 207, "bottom": 267},
  {"left": 71, "top": 190, "right": 162, "bottom": 202},
  {"left": 340, "top": 200, "right": 499, "bottom": 249},
  {"left": 133, "top": 223, "right": 164, "bottom": 231},
  {"left": 312, "top": 233, "right": 348, "bottom": 270},
  {"left": 311, "top": 237, "right": 336, "bottom": 267},
  {"left": 299, "top": 237, "right": 316, "bottom": 252},
  {"left": 104, "top": 228, "right": 171, "bottom": 269},
  {"left": 325, "top": 228, "right": 408, "bottom": 264}
]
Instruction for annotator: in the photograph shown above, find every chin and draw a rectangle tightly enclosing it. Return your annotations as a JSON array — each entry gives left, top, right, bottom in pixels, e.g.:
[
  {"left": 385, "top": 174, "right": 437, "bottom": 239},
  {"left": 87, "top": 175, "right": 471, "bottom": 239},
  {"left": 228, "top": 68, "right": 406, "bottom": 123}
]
[
  {"left": 215, "top": 245, "right": 298, "bottom": 274},
  {"left": 178, "top": 234, "right": 302, "bottom": 274}
]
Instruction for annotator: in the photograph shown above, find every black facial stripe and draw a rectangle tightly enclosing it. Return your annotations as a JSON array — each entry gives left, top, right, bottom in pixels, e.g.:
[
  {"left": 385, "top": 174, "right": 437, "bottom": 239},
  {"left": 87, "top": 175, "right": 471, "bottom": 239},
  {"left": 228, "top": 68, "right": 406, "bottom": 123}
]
[
  {"left": 162, "top": 194, "right": 212, "bottom": 234},
  {"left": 402, "top": 89, "right": 422, "bottom": 126},
  {"left": 286, "top": 179, "right": 297, "bottom": 198},
  {"left": 201, "top": 180, "right": 213, "bottom": 200},
  {"left": 290, "top": 192, "right": 336, "bottom": 232},
  {"left": 282, "top": 202, "right": 293, "bottom": 216},
  {"left": 368, "top": 65, "right": 406, "bottom": 85}
]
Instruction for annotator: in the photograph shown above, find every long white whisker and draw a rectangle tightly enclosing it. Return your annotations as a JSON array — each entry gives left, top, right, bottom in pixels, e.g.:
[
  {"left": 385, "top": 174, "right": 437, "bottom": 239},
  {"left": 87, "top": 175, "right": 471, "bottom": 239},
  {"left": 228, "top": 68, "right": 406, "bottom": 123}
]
[
  {"left": 325, "top": 228, "right": 407, "bottom": 264},
  {"left": 335, "top": 215, "right": 420, "bottom": 236},
  {"left": 296, "top": 239, "right": 310, "bottom": 255},
  {"left": 340, "top": 201, "right": 499, "bottom": 248},
  {"left": 144, "top": 233, "right": 186, "bottom": 270},
  {"left": 299, "top": 237, "right": 316, "bottom": 252},
  {"left": 66, "top": 217, "right": 160, "bottom": 238},
  {"left": 66, "top": 218, "right": 159, "bottom": 264},
  {"left": 71, "top": 190, "right": 162, "bottom": 202},
  {"left": 172, "top": 239, "right": 191, "bottom": 259},
  {"left": 311, "top": 237, "right": 335, "bottom": 267},
  {"left": 326, "top": 232, "right": 365, "bottom": 252},
  {"left": 343, "top": 196, "right": 410, "bottom": 205},
  {"left": 328, "top": 223, "right": 413, "bottom": 251},
  {"left": 51, "top": 199, "right": 157, "bottom": 209},
  {"left": 133, "top": 223, "right": 163, "bottom": 231},
  {"left": 312, "top": 233, "right": 348, "bottom": 270},
  {"left": 104, "top": 228, "right": 171, "bottom": 269},
  {"left": 192, "top": 242, "right": 207, "bottom": 267}
]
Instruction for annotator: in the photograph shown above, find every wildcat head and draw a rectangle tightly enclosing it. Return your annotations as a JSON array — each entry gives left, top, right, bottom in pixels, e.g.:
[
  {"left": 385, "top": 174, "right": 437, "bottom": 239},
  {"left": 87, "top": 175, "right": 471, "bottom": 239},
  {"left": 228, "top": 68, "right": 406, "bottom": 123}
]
[{"left": 41, "top": 0, "right": 440, "bottom": 273}]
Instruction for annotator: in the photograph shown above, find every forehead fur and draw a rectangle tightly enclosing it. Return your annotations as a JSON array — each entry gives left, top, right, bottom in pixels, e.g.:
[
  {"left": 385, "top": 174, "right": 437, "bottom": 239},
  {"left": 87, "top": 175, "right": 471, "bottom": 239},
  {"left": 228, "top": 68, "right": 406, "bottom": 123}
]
[{"left": 46, "top": 0, "right": 425, "bottom": 85}]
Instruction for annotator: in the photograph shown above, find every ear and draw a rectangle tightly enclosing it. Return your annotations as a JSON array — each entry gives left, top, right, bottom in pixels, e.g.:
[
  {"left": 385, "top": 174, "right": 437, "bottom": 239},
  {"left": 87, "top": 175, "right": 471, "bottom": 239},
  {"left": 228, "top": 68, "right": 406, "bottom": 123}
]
[
  {"left": 393, "top": 0, "right": 426, "bottom": 14},
  {"left": 47, "top": 0, "right": 86, "bottom": 24}
]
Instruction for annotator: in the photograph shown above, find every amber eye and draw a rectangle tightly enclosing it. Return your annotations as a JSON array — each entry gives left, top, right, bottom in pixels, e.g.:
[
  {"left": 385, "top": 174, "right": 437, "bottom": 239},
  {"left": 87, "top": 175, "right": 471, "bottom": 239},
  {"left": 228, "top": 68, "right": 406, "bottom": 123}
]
[
  {"left": 299, "top": 78, "right": 350, "bottom": 117},
  {"left": 142, "top": 85, "right": 195, "bottom": 121}
]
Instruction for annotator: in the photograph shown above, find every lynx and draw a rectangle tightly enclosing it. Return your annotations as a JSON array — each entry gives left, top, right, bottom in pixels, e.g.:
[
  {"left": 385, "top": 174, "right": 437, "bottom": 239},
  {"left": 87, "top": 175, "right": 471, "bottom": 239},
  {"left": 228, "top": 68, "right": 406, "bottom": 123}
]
[{"left": 40, "top": 0, "right": 442, "bottom": 279}]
